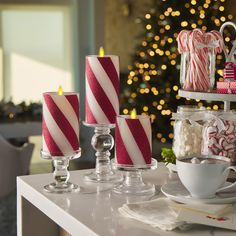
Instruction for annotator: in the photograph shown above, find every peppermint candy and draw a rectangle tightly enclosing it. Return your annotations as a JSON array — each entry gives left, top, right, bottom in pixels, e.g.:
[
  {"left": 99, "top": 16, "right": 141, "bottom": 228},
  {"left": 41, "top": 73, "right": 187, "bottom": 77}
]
[{"left": 202, "top": 119, "right": 236, "bottom": 158}]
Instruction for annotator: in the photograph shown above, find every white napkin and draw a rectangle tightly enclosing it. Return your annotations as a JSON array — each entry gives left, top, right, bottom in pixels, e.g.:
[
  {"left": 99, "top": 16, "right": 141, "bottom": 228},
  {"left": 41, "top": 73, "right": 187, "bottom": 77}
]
[
  {"left": 169, "top": 201, "right": 233, "bottom": 217},
  {"left": 118, "top": 198, "right": 187, "bottom": 231}
]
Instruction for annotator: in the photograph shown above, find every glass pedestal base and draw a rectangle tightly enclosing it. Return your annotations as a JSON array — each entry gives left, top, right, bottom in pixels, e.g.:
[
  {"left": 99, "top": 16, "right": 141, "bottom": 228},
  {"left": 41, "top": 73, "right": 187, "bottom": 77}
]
[
  {"left": 44, "top": 182, "right": 79, "bottom": 193},
  {"left": 111, "top": 159, "right": 157, "bottom": 196},
  {"left": 84, "top": 171, "right": 122, "bottom": 183},
  {"left": 113, "top": 181, "right": 155, "bottom": 195}
]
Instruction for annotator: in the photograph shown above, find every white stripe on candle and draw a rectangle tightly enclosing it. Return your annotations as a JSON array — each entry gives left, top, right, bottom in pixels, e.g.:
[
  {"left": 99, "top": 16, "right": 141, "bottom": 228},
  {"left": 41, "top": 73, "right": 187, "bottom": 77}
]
[
  {"left": 86, "top": 77, "right": 110, "bottom": 124},
  {"left": 88, "top": 57, "right": 119, "bottom": 113},
  {"left": 139, "top": 117, "right": 152, "bottom": 151},
  {"left": 51, "top": 95, "right": 79, "bottom": 140},
  {"left": 43, "top": 99, "right": 74, "bottom": 156},
  {"left": 42, "top": 136, "right": 49, "bottom": 153},
  {"left": 118, "top": 118, "right": 146, "bottom": 165}
]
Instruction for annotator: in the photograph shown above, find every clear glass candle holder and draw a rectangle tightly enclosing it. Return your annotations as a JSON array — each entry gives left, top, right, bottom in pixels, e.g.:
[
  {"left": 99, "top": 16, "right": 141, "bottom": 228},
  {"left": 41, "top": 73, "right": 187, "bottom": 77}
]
[
  {"left": 83, "top": 122, "right": 123, "bottom": 183},
  {"left": 41, "top": 148, "right": 81, "bottom": 193},
  {"left": 111, "top": 159, "right": 157, "bottom": 196}
]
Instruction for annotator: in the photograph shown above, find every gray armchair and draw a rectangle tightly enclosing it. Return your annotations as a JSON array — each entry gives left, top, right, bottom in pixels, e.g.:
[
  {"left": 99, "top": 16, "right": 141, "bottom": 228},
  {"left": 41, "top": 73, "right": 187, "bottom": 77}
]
[{"left": 0, "top": 136, "right": 34, "bottom": 198}]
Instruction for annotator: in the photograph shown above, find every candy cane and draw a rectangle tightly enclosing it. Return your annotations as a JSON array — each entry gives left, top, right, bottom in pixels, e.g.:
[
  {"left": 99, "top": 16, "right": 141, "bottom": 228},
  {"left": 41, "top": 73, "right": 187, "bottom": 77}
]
[
  {"left": 209, "top": 30, "right": 224, "bottom": 53},
  {"left": 190, "top": 29, "right": 209, "bottom": 91},
  {"left": 177, "top": 30, "right": 191, "bottom": 53},
  {"left": 220, "top": 22, "right": 236, "bottom": 62}
]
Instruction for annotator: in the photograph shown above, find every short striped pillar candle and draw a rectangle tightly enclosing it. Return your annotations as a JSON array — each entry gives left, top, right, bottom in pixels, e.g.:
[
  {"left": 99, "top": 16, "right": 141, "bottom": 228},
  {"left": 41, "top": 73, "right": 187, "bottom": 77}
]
[
  {"left": 85, "top": 48, "right": 119, "bottom": 125},
  {"left": 115, "top": 112, "right": 152, "bottom": 165},
  {"left": 42, "top": 87, "right": 80, "bottom": 156}
]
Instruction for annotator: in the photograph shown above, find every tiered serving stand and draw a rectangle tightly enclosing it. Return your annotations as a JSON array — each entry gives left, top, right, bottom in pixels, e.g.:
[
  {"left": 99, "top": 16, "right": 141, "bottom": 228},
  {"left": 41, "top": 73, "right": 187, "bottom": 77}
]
[{"left": 178, "top": 89, "right": 236, "bottom": 112}]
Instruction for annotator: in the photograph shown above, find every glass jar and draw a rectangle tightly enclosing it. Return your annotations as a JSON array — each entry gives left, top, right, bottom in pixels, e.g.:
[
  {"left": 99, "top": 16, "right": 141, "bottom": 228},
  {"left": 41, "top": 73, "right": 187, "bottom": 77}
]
[
  {"left": 202, "top": 110, "right": 236, "bottom": 161},
  {"left": 179, "top": 49, "right": 216, "bottom": 92},
  {"left": 172, "top": 106, "right": 205, "bottom": 159}
]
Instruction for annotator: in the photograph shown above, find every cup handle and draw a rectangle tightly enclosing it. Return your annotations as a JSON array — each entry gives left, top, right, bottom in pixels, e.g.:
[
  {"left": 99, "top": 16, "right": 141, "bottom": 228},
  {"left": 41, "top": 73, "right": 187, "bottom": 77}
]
[{"left": 216, "top": 166, "right": 236, "bottom": 193}]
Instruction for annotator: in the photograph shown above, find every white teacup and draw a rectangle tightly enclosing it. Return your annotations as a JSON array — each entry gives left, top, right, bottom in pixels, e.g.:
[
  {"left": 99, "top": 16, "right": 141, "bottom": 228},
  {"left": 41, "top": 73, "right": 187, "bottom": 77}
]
[{"left": 176, "top": 155, "right": 236, "bottom": 199}]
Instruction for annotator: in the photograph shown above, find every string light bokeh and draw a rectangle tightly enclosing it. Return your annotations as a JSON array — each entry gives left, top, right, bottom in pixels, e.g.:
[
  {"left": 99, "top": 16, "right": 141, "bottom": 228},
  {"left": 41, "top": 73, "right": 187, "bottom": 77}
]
[{"left": 121, "top": 0, "right": 235, "bottom": 143}]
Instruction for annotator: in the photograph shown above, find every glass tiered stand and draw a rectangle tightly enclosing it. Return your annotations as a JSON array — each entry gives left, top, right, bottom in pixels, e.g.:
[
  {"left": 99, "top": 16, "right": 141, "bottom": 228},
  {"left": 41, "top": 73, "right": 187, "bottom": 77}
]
[
  {"left": 178, "top": 90, "right": 236, "bottom": 112},
  {"left": 83, "top": 122, "right": 123, "bottom": 183},
  {"left": 111, "top": 158, "right": 157, "bottom": 196},
  {"left": 41, "top": 148, "right": 81, "bottom": 193}
]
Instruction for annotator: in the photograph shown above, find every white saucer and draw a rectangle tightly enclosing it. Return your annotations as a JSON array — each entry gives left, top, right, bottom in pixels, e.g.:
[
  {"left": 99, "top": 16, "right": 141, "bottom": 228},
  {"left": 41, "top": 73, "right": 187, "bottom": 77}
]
[{"left": 161, "top": 180, "right": 236, "bottom": 204}]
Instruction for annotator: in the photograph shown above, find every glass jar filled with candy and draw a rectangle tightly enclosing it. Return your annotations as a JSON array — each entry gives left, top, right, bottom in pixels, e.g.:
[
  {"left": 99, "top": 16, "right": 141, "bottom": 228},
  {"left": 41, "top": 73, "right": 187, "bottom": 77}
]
[
  {"left": 202, "top": 110, "right": 236, "bottom": 162},
  {"left": 172, "top": 105, "right": 205, "bottom": 159},
  {"left": 177, "top": 29, "right": 224, "bottom": 92}
]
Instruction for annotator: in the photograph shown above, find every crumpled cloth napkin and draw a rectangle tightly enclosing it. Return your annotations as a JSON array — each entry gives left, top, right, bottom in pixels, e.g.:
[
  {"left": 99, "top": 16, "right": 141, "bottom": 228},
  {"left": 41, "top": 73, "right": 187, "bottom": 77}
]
[{"left": 119, "top": 197, "right": 188, "bottom": 231}]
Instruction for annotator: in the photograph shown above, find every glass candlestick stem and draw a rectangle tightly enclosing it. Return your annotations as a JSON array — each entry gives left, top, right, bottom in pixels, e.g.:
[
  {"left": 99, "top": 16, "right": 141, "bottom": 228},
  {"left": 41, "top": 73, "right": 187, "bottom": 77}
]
[{"left": 83, "top": 123, "right": 122, "bottom": 183}]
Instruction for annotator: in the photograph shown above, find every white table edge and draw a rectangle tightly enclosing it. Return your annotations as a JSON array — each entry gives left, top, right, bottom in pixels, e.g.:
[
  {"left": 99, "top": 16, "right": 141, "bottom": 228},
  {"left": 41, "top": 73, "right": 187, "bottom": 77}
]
[{"left": 17, "top": 175, "right": 98, "bottom": 236}]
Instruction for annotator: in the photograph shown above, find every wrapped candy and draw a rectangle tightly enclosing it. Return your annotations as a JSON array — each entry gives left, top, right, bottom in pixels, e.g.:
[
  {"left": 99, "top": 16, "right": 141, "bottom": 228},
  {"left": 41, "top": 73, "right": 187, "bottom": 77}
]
[{"left": 202, "top": 111, "right": 236, "bottom": 159}]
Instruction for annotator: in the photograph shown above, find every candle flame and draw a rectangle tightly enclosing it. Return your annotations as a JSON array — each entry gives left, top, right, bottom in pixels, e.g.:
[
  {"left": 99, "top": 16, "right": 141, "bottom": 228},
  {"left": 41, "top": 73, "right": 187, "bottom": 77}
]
[
  {"left": 130, "top": 109, "right": 137, "bottom": 119},
  {"left": 58, "top": 86, "right": 63, "bottom": 95},
  {"left": 99, "top": 46, "right": 105, "bottom": 57}
]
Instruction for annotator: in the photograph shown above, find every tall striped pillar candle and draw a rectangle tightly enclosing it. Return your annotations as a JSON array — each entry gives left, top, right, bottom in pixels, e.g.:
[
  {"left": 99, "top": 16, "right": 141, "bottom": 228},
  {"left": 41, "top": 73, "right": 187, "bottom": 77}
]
[
  {"left": 42, "top": 87, "right": 80, "bottom": 156},
  {"left": 115, "top": 112, "right": 152, "bottom": 165},
  {"left": 85, "top": 48, "right": 119, "bottom": 124}
]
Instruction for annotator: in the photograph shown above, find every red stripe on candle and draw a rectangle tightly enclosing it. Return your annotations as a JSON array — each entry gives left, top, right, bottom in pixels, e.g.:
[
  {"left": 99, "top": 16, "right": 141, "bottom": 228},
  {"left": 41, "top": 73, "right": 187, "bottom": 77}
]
[
  {"left": 86, "top": 58, "right": 117, "bottom": 123},
  {"left": 126, "top": 119, "right": 151, "bottom": 164},
  {"left": 85, "top": 98, "right": 98, "bottom": 124},
  {"left": 66, "top": 95, "right": 80, "bottom": 123},
  {"left": 43, "top": 117, "right": 63, "bottom": 156},
  {"left": 115, "top": 122, "right": 134, "bottom": 165},
  {"left": 97, "top": 57, "right": 119, "bottom": 96},
  {"left": 44, "top": 95, "right": 79, "bottom": 151}
]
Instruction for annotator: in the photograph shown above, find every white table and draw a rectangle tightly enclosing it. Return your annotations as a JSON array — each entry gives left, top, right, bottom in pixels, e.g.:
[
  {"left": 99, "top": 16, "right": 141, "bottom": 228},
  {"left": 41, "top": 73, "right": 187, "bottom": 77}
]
[{"left": 17, "top": 163, "right": 236, "bottom": 236}]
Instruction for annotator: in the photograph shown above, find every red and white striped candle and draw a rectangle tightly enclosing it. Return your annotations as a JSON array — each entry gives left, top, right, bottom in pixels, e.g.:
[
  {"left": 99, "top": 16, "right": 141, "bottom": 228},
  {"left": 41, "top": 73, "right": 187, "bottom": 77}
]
[
  {"left": 85, "top": 48, "right": 120, "bottom": 124},
  {"left": 42, "top": 87, "right": 80, "bottom": 156},
  {"left": 115, "top": 111, "right": 152, "bottom": 165}
]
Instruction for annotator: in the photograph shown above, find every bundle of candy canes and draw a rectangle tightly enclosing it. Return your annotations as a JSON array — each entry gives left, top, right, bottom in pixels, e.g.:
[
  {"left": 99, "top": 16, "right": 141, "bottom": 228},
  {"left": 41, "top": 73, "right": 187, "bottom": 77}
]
[
  {"left": 177, "top": 29, "right": 224, "bottom": 91},
  {"left": 202, "top": 114, "right": 236, "bottom": 158}
]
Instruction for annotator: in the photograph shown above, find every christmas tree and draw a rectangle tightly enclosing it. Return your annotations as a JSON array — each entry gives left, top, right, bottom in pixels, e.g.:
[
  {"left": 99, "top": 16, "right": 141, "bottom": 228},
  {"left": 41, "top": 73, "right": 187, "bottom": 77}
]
[{"left": 121, "top": 0, "right": 235, "bottom": 143}]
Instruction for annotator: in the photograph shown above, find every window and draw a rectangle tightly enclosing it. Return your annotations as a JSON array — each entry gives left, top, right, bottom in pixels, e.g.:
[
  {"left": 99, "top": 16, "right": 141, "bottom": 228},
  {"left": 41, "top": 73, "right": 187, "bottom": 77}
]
[{"left": 0, "top": 5, "right": 73, "bottom": 103}]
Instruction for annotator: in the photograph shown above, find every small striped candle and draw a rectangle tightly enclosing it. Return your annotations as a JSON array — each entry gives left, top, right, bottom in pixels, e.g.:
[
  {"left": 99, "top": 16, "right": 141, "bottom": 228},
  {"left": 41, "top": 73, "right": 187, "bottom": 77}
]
[
  {"left": 115, "top": 111, "right": 152, "bottom": 165},
  {"left": 85, "top": 47, "right": 120, "bottom": 124},
  {"left": 42, "top": 87, "right": 80, "bottom": 156}
]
